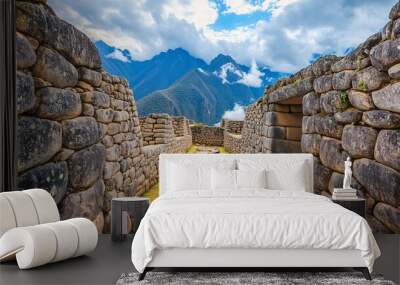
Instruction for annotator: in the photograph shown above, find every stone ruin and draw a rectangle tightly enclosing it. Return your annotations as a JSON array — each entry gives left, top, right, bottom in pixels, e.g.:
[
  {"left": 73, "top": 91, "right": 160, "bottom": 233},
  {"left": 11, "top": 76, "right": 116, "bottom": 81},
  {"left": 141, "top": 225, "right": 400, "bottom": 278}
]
[
  {"left": 15, "top": 0, "right": 191, "bottom": 233},
  {"left": 14, "top": 0, "right": 400, "bottom": 234},
  {"left": 222, "top": 1, "right": 400, "bottom": 233}
]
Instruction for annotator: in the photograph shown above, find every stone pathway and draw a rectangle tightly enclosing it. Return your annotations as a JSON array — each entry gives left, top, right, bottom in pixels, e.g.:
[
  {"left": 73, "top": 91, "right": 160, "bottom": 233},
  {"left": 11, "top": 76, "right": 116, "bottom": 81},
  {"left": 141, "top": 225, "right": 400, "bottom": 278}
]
[{"left": 195, "top": 145, "right": 220, "bottom": 154}]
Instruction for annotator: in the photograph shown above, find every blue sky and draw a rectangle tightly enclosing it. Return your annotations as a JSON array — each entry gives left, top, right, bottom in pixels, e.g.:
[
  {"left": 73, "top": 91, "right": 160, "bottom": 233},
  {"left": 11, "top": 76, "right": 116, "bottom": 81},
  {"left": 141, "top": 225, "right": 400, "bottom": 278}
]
[{"left": 48, "top": 0, "right": 395, "bottom": 73}]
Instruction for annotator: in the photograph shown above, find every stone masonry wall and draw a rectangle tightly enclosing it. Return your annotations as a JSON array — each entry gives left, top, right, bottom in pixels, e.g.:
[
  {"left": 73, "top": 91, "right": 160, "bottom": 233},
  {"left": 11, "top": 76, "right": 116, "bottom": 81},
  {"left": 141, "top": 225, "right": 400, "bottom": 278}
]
[
  {"left": 237, "top": 1, "right": 400, "bottom": 233},
  {"left": 223, "top": 131, "right": 242, "bottom": 153},
  {"left": 172, "top": 116, "right": 191, "bottom": 137},
  {"left": 221, "top": 119, "right": 244, "bottom": 134},
  {"left": 140, "top": 135, "right": 192, "bottom": 193},
  {"left": 140, "top": 114, "right": 174, "bottom": 146},
  {"left": 191, "top": 125, "right": 224, "bottom": 146},
  {"left": 15, "top": 0, "right": 192, "bottom": 233}
]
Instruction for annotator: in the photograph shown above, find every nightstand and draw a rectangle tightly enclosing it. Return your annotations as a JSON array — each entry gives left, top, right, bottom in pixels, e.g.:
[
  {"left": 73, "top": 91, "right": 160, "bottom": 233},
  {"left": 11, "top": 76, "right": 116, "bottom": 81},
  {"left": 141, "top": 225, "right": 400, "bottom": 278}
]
[
  {"left": 332, "top": 198, "right": 366, "bottom": 218},
  {"left": 111, "top": 197, "right": 150, "bottom": 242}
]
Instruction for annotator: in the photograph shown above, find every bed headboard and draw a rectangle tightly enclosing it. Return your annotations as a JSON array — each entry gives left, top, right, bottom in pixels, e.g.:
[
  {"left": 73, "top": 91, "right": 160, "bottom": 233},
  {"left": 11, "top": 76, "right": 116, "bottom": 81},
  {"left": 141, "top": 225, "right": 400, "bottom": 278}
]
[{"left": 159, "top": 153, "right": 314, "bottom": 195}]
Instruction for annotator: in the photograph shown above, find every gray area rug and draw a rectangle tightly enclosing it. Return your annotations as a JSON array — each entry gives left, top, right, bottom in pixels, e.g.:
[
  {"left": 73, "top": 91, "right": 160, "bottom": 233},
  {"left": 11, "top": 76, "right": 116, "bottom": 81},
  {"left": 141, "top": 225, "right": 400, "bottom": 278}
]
[{"left": 116, "top": 272, "right": 395, "bottom": 285}]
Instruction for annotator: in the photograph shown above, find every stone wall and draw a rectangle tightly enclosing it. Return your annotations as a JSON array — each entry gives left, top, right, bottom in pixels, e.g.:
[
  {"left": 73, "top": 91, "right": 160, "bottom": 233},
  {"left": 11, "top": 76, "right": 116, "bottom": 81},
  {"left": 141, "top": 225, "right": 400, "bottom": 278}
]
[
  {"left": 140, "top": 114, "right": 174, "bottom": 145},
  {"left": 191, "top": 125, "right": 224, "bottom": 146},
  {"left": 15, "top": 0, "right": 192, "bottom": 233},
  {"left": 172, "top": 116, "right": 191, "bottom": 137},
  {"left": 221, "top": 119, "right": 244, "bottom": 134},
  {"left": 223, "top": 131, "right": 242, "bottom": 153},
  {"left": 236, "top": 1, "right": 400, "bottom": 233},
  {"left": 240, "top": 101, "right": 267, "bottom": 153},
  {"left": 141, "top": 135, "right": 192, "bottom": 193}
]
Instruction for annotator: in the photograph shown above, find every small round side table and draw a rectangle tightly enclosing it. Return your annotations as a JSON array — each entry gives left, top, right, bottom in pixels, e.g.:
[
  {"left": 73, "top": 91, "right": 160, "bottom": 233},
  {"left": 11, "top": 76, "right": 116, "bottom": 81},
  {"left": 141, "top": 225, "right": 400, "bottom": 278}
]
[{"left": 111, "top": 197, "right": 150, "bottom": 242}]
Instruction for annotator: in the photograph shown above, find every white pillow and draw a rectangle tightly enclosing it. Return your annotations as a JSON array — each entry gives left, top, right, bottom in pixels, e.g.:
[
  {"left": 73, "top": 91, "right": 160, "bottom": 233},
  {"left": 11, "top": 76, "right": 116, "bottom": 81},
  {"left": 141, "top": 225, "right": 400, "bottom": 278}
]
[
  {"left": 238, "top": 159, "right": 306, "bottom": 191},
  {"left": 236, "top": 169, "right": 267, "bottom": 189},
  {"left": 211, "top": 168, "right": 237, "bottom": 190},
  {"left": 168, "top": 163, "right": 211, "bottom": 191},
  {"left": 167, "top": 159, "right": 236, "bottom": 192}
]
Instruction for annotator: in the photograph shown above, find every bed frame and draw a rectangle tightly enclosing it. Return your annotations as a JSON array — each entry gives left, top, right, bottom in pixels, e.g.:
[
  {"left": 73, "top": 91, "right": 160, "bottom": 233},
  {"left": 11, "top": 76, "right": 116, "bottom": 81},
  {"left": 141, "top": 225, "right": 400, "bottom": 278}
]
[{"left": 139, "top": 154, "right": 372, "bottom": 280}]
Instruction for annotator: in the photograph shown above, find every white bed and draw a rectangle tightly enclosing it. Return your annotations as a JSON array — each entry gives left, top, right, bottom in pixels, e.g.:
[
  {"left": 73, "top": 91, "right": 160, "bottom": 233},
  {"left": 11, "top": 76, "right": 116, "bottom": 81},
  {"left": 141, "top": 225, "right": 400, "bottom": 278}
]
[{"left": 131, "top": 154, "right": 380, "bottom": 280}]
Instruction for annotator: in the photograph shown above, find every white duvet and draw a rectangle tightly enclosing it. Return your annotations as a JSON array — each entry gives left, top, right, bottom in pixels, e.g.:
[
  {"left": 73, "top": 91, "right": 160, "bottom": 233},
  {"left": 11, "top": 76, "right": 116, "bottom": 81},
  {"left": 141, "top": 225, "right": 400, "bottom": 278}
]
[{"left": 131, "top": 190, "right": 380, "bottom": 272}]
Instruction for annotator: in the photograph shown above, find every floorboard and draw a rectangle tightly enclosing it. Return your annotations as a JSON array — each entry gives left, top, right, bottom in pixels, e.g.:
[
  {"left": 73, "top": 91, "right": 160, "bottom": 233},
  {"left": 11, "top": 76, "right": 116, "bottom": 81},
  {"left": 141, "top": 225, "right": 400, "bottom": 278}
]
[{"left": 0, "top": 234, "right": 398, "bottom": 285}]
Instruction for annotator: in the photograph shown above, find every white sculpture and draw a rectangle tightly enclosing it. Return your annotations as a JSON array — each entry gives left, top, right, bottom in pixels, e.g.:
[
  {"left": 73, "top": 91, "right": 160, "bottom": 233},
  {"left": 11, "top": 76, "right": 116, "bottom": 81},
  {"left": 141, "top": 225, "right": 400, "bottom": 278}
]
[{"left": 343, "top": 157, "right": 352, "bottom": 189}]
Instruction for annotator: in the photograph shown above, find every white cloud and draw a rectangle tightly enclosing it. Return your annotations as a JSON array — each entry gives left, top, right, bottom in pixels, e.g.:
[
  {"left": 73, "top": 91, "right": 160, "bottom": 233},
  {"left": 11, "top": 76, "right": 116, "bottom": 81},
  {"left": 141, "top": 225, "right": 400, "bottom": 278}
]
[
  {"left": 106, "top": 49, "right": 131, "bottom": 62},
  {"left": 222, "top": 103, "right": 246, "bottom": 120},
  {"left": 238, "top": 60, "right": 264, "bottom": 87},
  {"left": 224, "top": 0, "right": 270, "bottom": 15},
  {"left": 163, "top": 0, "right": 218, "bottom": 28},
  {"left": 48, "top": 0, "right": 394, "bottom": 73},
  {"left": 214, "top": 63, "right": 242, "bottom": 84}
]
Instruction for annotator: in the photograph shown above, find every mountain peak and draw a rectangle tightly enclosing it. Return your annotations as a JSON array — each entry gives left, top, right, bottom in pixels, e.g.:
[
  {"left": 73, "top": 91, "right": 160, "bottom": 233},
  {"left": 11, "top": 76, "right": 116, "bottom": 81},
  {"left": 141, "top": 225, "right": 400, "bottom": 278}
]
[{"left": 209, "top": 53, "right": 239, "bottom": 71}]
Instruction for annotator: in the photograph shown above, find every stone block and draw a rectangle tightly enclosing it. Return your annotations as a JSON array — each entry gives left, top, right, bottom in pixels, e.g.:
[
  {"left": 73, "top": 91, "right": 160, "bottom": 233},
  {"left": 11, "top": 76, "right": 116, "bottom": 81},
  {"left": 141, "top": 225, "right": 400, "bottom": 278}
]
[
  {"left": 37, "top": 87, "right": 81, "bottom": 120},
  {"left": 348, "top": 90, "right": 375, "bottom": 111},
  {"left": 332, "top": 70, "right": 355, "bottom": 90},
  {"left": 113, "top": 111, "right": 129, "bottom": 122},
  {"left": 352, "top": 66, "right": 389, "bottom": 92},
  {"left": 265, "top": 112, "right": 302, "bottom": 127},
  {"left": 374, "top": 130, "right": 400, "bottom": 172},
  {"left": 286, "top": 127, "right": 302, "bottom": 140},
  {"left": 372, "top": 83, "right": 400, "bottom": 113},
  {"left": 362, "top": 110, "right": 400, "bottom": 129},
  {"left": 302, "top": 116, "right": 316, "bottom": 134},
  {"left": 82, "top": 103, "right": 94, "bottom": 116},
  {"left": 388, "top": 63, "right": 400, "bottom": 78},
  {"left": 16, "top": 71, "right": 35, "bottom": 114},
  {"left": 373, "top": 203, "right": 400, "bottom": 233},
  {"left": 312, "top": 55, "right": 339, "bottom": 76},
  {"left": 314, "top": 116, "right": 343, "bottom": 139},
  {"left": 301, "top": 134, "right": 321, "bottom": 156},
  {"left": 16, "top": 32, "right": 36, "bottom": 69},
  {"left": 313, "top": 74, "right": 332, "bottom": 93},
  {"left": 18, "top": 161, "right": 68, "bottom": 204},
  {"left": 302, "top": 92, "right": 320, "bottom": 115},
  {"left": 33, "top": 46, "right": 78, "bottom": 88},
  {"left": 16, "top": 1, "right": 101, "bottom": 69},
  {"left": 342, "top": 125, "right": 378, "bottom": 159},
  {"left": 17, "top": 116, "right": 62, "bottom": 172},
  {"left": 81, "top": 91, "right": 110, "bottom": 108},
  {"left": 390, "top": 1, "right": 400, "bottom": 20},
  {"left": 267, "top": 126, "right": 286, "bottom": 139},
  {"left": 313, "top": 157, "right": 332, "bottom": 191},
  {"left": 268, "top": 104, "right": 290, "bottom": 112},
  {"left": 60, "top": 179, "right": 105, "bottom": 221},
  {"left": 95, "top": 109, "right": 114, "bottom": 123},
  {"left": 62, "top": 117, "right": 101, "bottom": 150},
  {"left": 320, "top": 90, "right": 348, "bottom": 114},
  {"left": 78, "top": 67, "right": 102, "bottom": 87},
  {"left": 103, "top": 161, "right": 120, "bottom": 180},
  {"left": 289, "top": 105, "right": 303, "bottom": 113},
  {"left": 106, "top": 145, "right": 121, "bottom": 162},
  {"left": 67, "top": 144, "right": 105, "bottom": 189},
  {"left": 268, "top": 77, "right": 314, "bottom": 103},
  {"left": 107, "top": 123, "right": 121, "bottom": 135},
  {"left": 319, "top": 137, "right": 348, "bottom": 173},
  {"left": 353, "top": 158, "right": 400, "bottom": 207},
  {"left": 264, "top": 138, "right": 301, "bottom": 153},
  {"left": 334, "top": 108, "right": 363, "bottom": 124},
  {"left": 370, "top": 39, "right": 400, "bottom": 71}
]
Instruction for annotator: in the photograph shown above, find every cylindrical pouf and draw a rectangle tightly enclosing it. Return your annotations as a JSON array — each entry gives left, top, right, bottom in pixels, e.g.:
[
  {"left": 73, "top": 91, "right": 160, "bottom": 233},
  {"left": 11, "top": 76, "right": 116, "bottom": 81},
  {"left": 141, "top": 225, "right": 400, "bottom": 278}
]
[
  {"left": 66, "top": 218, "right": 98, "bottom": 257},
  {"left": 0, "top": 218, "right": 97, "bottom": 269},
  {"left": 42, "top": 221, "right": 79, "bottom": 262},
  {"left": 0, "top": 226, "right": 57, "bottom": 269}
]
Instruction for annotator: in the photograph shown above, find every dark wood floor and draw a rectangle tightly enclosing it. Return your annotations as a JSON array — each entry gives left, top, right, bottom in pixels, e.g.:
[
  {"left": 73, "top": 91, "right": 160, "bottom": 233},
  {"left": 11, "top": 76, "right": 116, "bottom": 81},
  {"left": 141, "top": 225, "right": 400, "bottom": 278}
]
[
  {"left": 1, "top": 234, "right": 399, "bottom": 285},
  {"left": 0, "top": 235, "right": 135, "bottom": 285}
]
